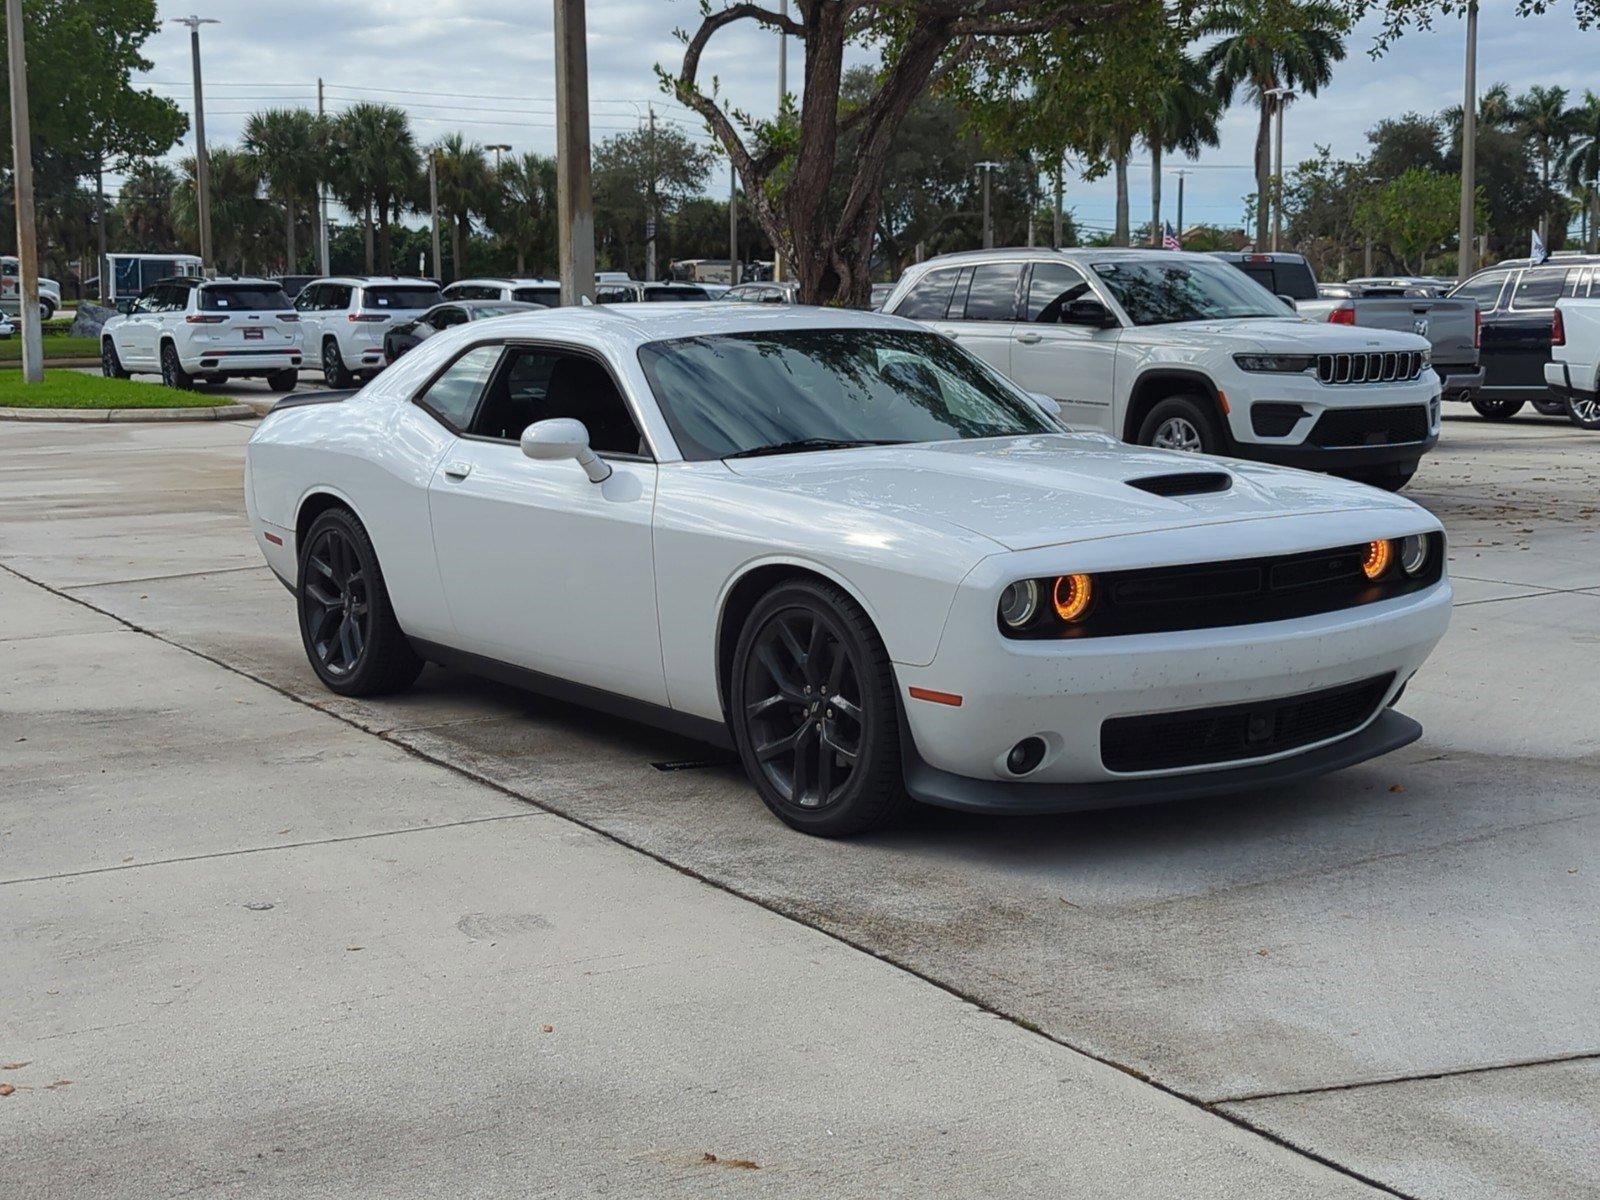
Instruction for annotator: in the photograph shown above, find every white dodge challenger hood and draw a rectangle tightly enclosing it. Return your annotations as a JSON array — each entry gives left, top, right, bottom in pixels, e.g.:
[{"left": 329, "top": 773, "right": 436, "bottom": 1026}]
[
  {"left": 723, "top": 434, "right": 1420, "bottom": 552},
  {"left": 1121, "top": 317, "right": 1430, "bottom": 353}
]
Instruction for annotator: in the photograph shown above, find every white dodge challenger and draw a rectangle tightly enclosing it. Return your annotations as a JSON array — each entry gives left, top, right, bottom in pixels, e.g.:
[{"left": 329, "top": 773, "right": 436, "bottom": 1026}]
[{"left": 245, "top": 304, "right": 1451, "bottom": 836}]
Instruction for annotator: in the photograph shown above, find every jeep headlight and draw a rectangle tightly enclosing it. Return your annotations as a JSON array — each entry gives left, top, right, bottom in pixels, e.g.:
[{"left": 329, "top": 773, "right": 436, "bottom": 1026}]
[{"left": 1233, "top": 353, "right": 1316, "bottom": 374}]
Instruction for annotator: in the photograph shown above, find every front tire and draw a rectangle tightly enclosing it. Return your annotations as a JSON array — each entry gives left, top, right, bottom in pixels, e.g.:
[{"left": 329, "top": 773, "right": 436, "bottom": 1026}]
[
  {"left": 730, "top": 579, "right": 909, "bottom": 837},
  {"left": 1569, "top": 393, "right": 1600, "bottom": 431},
  {"left": 101, "top": 338, "right": 129, "bottom": 379},
  {"left": 322, "top": 338, "right": 354, "bottom": 388},
  {"left": 1343, "top": 464, "right": 1417, "bottom": 492},
  {"left": 266, "top": 367, "right": 300, "bottom": 391},
  {"left": 296, "top": 507, "right": 423, "bottom": 696},
  {"left": 1137, "top": 394, "right": 1225, "bottom": 455},
  {"left": 1471, "top": 398, "right": 1524, "bottom": 421},
  {"left": 159, "top": 341, "right": 193, "bottom": 389}
]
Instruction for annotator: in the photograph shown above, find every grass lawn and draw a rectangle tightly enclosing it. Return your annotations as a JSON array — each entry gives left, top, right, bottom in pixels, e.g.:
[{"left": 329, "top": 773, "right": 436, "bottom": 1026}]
[
  {"left": 0, "top": 370, "right": 228, "bottom": 409},
  {"left": 0, "top": 335, "right": 101, "bottom": 361}
]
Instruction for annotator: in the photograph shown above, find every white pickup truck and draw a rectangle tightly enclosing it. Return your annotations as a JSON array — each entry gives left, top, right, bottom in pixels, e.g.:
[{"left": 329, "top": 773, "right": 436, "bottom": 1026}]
[
  {"left": 1544, "top": 297, "right": 1600, "bottom": 429},
  {"left": 884, "top": 248, "right": 1441, "bottom": 490}
]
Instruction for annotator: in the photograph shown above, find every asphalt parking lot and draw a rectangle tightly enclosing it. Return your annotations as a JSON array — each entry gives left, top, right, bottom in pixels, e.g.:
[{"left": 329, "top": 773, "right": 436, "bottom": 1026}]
[{"left": 3, "top": 407, "right": 1597, "bottom": 1197}]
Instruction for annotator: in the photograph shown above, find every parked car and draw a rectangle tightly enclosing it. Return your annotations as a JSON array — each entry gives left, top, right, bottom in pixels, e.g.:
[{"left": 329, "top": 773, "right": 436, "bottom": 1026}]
[
  {"left": 1544, "top": 295, "right": 1600, "bottom": 430},
  {"left": 1, "top": 255, "right": 63, "bottom": 320},
  {"left": 1210, "top": 251, "right": 1320, "bottom": 303},
  {"left": 101, "top": 276, "right": 303, "bottom": 389},
  {"left": 383, "top": 300, "right": 543, "bottom": 363},
  {"left": 442, "top": 277, "right": 561, "bottom": 307},
  {"left": 886, "top": 248, "right": 1440, "bottom": 491},
  {"left": 274, "top": 275, "right": 319, "bottom": 300},
  {"left": 1448, "top": 257, "right": 1600, "bottom": 420},
  {"left": 595, "top": 281, "right": 713, "bottom": 303},
  {"left": 1344, "top": 276, "right": 1456, "bottom": 297},
  {"left": 0, "top": 313, "right": 14, "bottom": 338},
  {"left": 294, "top": 276, "right": 441, "bottom": 387},
  {"left": 724, "top": 281, "right": 799, "bottom": 304},
  {"left": 245, "top": 304, "right": 1449, "bottom": 837}
]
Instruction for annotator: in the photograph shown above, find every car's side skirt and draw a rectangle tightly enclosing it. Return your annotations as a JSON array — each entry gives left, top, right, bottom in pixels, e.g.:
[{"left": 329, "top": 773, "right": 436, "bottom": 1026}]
[{"left": 410, "top": 638, "right": 735, "bottom": 751}]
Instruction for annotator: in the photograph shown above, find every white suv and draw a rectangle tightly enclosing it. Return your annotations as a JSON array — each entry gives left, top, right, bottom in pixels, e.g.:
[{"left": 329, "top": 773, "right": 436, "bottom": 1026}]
[
  {"left": 294, "top": 276, "right": 442, "bottom": 387},
  {"left": 442, "top": 277, "right": 560, "bottom": 307},
  {"left": 885, "top": 248, "right": 1441, "bottom": 490},
  {"left": 101, "top": 276, "right": 303, "bottom": 389},
  {"left": 2, "top": 255, "right": 62, "bottom": 320}
]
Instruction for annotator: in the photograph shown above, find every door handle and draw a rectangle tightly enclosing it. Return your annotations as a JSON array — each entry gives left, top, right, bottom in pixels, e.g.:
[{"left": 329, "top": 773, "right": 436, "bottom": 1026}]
[
  {"left": 443, "top": 461, "right": 472, "bottom": 480},
  {"left": 1015, "top": 332, "right": 1042, "bottom": 344}
]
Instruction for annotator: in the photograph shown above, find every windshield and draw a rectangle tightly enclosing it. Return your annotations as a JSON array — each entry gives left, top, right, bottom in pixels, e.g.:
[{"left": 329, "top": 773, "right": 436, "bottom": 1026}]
[
  {"left": 199, "top": 284, "right": 291, "bottom": 311},
  {"left": 1091, "top": 260, "right": 1291, "bottom": 326},
  {"left": 644, "top": 285, "right": 709, "bottom": 301},
  {"left": 637, "top": 328, "right": 1054, "bottom": 461},
  {"left": 361, "top": 285, "right": 440, "bottom": 310}
]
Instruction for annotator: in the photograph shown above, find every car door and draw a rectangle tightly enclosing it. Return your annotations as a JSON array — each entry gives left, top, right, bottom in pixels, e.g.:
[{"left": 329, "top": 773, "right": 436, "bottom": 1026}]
[
  {"left": 932, "top": 261, "right": 1022, "bottom": 377},
  {"left": 1502, "top": 266, "right": 1569, "bottom": 393},
  {"left": 122, "top": 286, "right": 164, "bottom": 364},
  {"left": 1007, "top": 260, "right": 1119, "bottom": 431},
  {"left": 293, "top": 283, "right": 325, "bottom": 351},
  {"left": 1451, "top": 270, "right": 1509, "bottom": 390},
  {"left": 425, "top": 341, "right": 666, "bottom": 703}
]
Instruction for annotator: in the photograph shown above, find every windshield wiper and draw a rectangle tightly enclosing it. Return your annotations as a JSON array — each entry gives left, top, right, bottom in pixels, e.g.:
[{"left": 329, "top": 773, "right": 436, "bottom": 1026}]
[{"left": 723, "top": 438, "right": 907, "bottom": 460}]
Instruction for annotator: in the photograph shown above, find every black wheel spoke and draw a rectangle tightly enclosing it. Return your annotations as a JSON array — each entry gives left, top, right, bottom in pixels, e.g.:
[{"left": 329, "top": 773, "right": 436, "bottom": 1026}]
[
  {"left": 830, "top": 694, "right": 862, "bottom": 724},
  {"left": 789, "top": 723, "right": 815, "bottom": 803},
  {"left": 755, "top": 725, "right": 804, "bottom": 762},
  {"left": 775, "top": 618, "right": 808, "bottom": 673},
  {"left": 755, "top": 644, "right": 803, "bottom": 700},
  {"left": 301, "top": 527, "right": 371, "bottom": 679},
  {"left": 804, "top": 620, "right": 828, "bottom": 685}
]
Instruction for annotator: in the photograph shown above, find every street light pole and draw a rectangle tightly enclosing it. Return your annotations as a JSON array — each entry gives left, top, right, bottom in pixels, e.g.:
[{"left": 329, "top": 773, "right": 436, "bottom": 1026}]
[
  {"left": 553, "top": 0, "right": 596, "bottom": 305},
  {"left": 172, "top": 16, "right": 219, "bottom": 271},
  {"left": 1264, "top": 86, "right": 1294, "bottom": 252},
  {"left": 5, "top": 0, "right": 42, "bottom": 381},
  {"left": 977, "top": 161, "right": 1002, "bottom": 249},
  {"left": 645, "top": 105, "right": 657, "bottom": 282},
  {"left": 1458, "top": 0, "right": 1479, "bottom": 280},
  {"left": 428, "top": 150, "right": 443, "bottom": 281},
  {"left": 486, "top": 143, "right": 511, "bottom": 170},
  {"left": 317, "top": 77, "right": 330, "bottom": 275},
  {"left": 1171, "top": 167, "right": 1190, "bottom": 245}
]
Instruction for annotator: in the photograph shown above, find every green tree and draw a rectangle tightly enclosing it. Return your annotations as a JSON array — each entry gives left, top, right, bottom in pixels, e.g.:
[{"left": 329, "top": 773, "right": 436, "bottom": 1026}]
[
  {"left": 1515, "top": 85, "right": 1577, "bottom": 238},
  {"left": 1143, "top": 50, "right": 1222, "bottom": 246},
  {"left": 243, "top": 108, "right": 325, "bottom": 273},
  {"left": 592, "top": 123, "right": 712, "bottom": 278},
  {"left": 1284, "top": 146, "right": 1372, "bottom": 277},
  {"left": 172, "top": 147, "right": 272, "bottom": 274},
  {"left": 1562, "top": 91, "right": 1600, "bottom": 251},
  {"left": 329, "top": 103, "right": 418, "bottom": 273},
  {"left": 1198, "top": 0, "right": 1348, "bottom": 246},
  {"left": 1365, "top": 114, "right": 1447, "bottom": 182},
  {"left": 1359, "top": 167, "right": 1467, "bottom": 272},
  {"left": 113, "top": 158, "right": 179, "bottom": 250},
  {"left": 487, "top": 152, "right": 556, "bottom": 276},
  {"left": 432, "top": 134, "right": 494, "bottom": 281}
]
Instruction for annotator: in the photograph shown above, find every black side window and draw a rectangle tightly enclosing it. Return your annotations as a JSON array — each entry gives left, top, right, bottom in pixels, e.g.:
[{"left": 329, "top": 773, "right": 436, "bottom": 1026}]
[
  {"left": 894, "top": 268, "right": 962, "bottom": 320},
  {"left": 433, "top": 307, "right": 468, "bottom": 329},
  {"left": 1025, "top": 263, "right": 1091, "bottom": 322},
  {"left": 416, "top": 344, "right": 502, "bottom": 430},
  {"left": 294, "top": 285, "right": 320, "bottom": 312},
  {"left": 470, "top": 347, "right": 644, "bottom": 456},
  {"left": 1452, "top": 272, "right": 1506, "bottom": 310},
  {"left": 1512, "top": 269, "right": 1567, "bottom": 310},
  {"left": 963, "top": 263, "right": 1023, "bottom": 321}
]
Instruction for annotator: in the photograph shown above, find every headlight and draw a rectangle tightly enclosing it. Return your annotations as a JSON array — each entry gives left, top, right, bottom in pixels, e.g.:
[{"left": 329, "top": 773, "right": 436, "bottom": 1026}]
[
  {"left": 998, "top": 579, "right": 1040, "bottom": 629},
  {"left": 1362, "top": 539, "right": 1394, "bottom": 581},
  {"left": 1233, "top": 353, "right": 1316, "bottom": 373},
  {"left": 1421, "top": 346, "right": 1432, "bottom": 367},
  {"left": 1398, "top": 534, "right": 1429, "bottom": 575},
  {"left": 1052, "top": 573, "right": 1095, "bottom": 622}
]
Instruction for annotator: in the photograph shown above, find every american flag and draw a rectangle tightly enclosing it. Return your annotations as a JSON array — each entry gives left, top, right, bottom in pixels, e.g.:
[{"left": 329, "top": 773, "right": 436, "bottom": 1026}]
[{"left": 1162, "top": 221, "right": 1181, "bottom": 251}]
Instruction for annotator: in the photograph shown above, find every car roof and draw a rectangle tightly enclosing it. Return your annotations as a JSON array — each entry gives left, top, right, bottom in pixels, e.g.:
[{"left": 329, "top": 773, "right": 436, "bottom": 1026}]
[
  {"left": 310, "top": 275, "right": 439, "bottom": 287},
  {"left": 199, "top": 276, "right": 281, "bottom": 287},
  {"left": 450, "top": 277, "right": 561, "bottom": 287},
  {"left": 451, "top": 301, "right": 915, "bottom": 351},
  {"left": 908, "top": 247, "right": 1224, "bottom": 271}
]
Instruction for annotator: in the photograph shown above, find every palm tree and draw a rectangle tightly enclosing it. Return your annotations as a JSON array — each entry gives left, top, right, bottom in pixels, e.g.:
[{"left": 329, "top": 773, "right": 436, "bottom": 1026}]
[
  {"left": 172, "top": 147, "right": 272, "bottom": 274},
  {"left": 1563, "top": 91, "right": 1600, "bottom": 252},
  {"left": 1199, "top": 0, "right": 1347, "bottom": 246},
  {"left": 1085, "top": 108, "right": 1140, "bottom": 247},
  {"left": 331, "top": 103, "right": 418, "bottom": 272},
  {"left": 242, "top": 108, "right": 325, "bottom": 273},
  {"left": 1516, "top": 85, "right": 1577, "bottom": 239},
  {"left": 1144, "top": 51, "right": 1222, "bottom": 245},
  {"left": 115, "top": 160, "right": 180, "bottom": 250},
  {"left": 1443, "top": 83, "right": 1518, "bottom": 143},
  {"left": 488, "top": 152, "right": 556, "bottom": 274},
  {"left": 432, "top": 134, "right": 493, "bottom": 281}
]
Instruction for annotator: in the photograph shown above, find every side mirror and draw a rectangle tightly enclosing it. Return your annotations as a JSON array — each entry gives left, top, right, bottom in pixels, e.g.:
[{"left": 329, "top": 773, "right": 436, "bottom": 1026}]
[
  {"left": 1061, "top": 297, "right": 1117, "bottom": 328},
  {"left": 520, "top": 417, "right": 612, "bottom": 483},
  {"left": 1028, "top": 391, "right": 1063, "bottom": 417},
  {"left": 116, "top": 298, "right": 135, "bottom": 315}
]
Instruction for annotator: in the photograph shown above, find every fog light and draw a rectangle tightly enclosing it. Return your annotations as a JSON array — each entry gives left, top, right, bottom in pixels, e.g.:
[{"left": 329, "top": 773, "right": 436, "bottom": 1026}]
[
  {"left": 999, "top": 579, "right": 1040, "bottom": 629},
  {"left": 1006, "top": 737, "right": 1047, "bottom": 776},
  {"left": 1398, "top": 534, "right": 1428, "bottom": 576},
  {"left": 1052, "top": 573, "right": 1094, "bottom": 622},
  {"left": 1362, "top": 539, "right": 1393, "bottom": 581}
]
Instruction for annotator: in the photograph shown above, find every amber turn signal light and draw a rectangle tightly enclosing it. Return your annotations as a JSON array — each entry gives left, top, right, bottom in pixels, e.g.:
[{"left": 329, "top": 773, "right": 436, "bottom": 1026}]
[
  {"left": 1052, "top": 573, "right": 1095, "bottom": 622},
  {"left": 1362, "top": 539, "right": 1393, "bottom": 581}
]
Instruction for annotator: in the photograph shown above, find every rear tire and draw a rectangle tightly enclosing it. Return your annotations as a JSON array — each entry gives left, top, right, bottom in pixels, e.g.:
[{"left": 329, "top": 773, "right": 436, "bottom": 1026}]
[
  {"left": 730, "top": 578, "right": 910, "bottom": 837},
  {"left": 296, "top": 507, "right": 423, "bottom": 697},
  {"left": 1532, "top": 398, "right": 1568, "bottom": 416},
  {"left": 1568, "top": 393, "right": 1600, "bottom": 431},
  {"left": 100, "top": 338, "right": 129, "bottom": 379},
  {"left": 266, "top": 367, "right": 300, "bottom": 392},
  {"left": 1136, "top": 394, "right": 1226, "bottom": 455},
  {"left": 322, "top": 338, "right": 354, "bottom": 389},
  {"left": 159, "top": 341, "right": 193, "bottom": 389},
  {"left": 1471, "top": 398, "right": 1524, "bottom": 421}
]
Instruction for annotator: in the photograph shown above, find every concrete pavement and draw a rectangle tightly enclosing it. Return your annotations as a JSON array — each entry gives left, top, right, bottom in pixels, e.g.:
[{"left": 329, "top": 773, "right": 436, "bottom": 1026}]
[{"left": 3, "top": 410, "right": 1598, "bottom": 1197}]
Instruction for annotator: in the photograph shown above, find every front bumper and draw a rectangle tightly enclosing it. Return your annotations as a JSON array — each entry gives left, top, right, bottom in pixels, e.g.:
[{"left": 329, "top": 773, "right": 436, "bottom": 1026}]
[
  {"left": 1245, "top": 431, "right": 1437, "bottom": 472},
  {"left": 1224, "top": 371, "right": 1441, "bottom": 470}
]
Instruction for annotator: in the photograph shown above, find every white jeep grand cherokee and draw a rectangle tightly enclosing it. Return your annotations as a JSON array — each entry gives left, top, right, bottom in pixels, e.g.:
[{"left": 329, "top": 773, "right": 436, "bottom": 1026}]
[
  {"left": 101, "top": 276, "right": 303, "bottom": 390},
  {"left": 885, "top": 248, "right": 1441, "bottom": 490}
]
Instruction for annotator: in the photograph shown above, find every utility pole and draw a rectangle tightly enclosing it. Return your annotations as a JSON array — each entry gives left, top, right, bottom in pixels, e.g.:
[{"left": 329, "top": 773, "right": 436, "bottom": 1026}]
[
  {"left": 553, "top": 0, "right": 596, "bottom": 305},
  {"left": 976, "top": 161, "right": 1001, "bottom": 249},
  {"left": 1265, "top": 86, "right": 1294, "bottom": 252},
  {"left": 5, "top": 0, "right": 42, "bottom": 381},
  {"left": 172, "top": 16, "right": 219, "bottom": 271},
  {"left": 728, "top": 160, "right": 739, "bottom": 285},
  {"left": 428, "top": 150, "right": 442, "bottom": 281},
  {"left": 1172, "top": 168, "right": 1190, "bottom": 245},
  {"left": 486, "top": 143, "right": 510, "bottom": 170},
  {"left": 645, "top": 105, "right": 657, "bottom": 282},
  {"left": 773, "top": 0, "right": 788, "bottom": 284},
  {"left": 1052, "top": 161, "right": 1063, "bottom": 248},
  {"left": 317, "top": 77, "right": 330, "bottom": 275},
  {"left": 1458, "top": 0, "right": 1479, "bottom": 280},
  {"left": 95, "top": 160, "right": 107, "bottom": 303}
]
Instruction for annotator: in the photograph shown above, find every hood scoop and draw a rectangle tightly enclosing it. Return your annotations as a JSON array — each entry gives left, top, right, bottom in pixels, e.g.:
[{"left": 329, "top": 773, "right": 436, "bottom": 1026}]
[{"left": 1126, "top": 471, "right": 1233, "bottom": 498}]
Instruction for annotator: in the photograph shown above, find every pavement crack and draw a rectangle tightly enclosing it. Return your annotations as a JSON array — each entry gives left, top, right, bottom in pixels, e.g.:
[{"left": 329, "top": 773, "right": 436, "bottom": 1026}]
[
  {"left": 1209, "top": 1049, "right": 1600, "bottom": 1107},
  {"left": 63, "top": 562, "right": 268, "bottom": 590}
]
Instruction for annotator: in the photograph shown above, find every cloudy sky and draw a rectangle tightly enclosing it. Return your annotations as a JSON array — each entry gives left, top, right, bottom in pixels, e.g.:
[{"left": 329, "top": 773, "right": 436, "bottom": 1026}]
[{"left": 129, "top": 0, "right": 1596, "bottom": 238}]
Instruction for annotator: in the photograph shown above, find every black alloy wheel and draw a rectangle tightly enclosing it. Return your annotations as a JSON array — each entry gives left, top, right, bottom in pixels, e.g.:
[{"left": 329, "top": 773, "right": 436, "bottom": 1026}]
[
  {"left": 731, "top": 579, "right": 909, "bottom": 836},
  {"left": 267, "top": 367, "right": 300, "bottom": 392},
  {"left": 160, "top": 341, "right": 193, "bottom": 389},
  {"left": 1471, "top": 398, "right": 1524, "bottom": 421},
  {"left": 1569, "top": 393, "right": 1600, "bottom": 431},
  {"left": 296, "top": 508, "right": 423, "bottom": 696},
  {"left": 322, "top": 338, "right": 353, "bottom": 389},
  {"left": 101, "top": 338, "right": 128, "bottom": 379}
]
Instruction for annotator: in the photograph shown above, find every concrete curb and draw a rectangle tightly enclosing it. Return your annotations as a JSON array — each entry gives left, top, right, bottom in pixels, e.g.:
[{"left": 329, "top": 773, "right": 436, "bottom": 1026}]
[
  {"left": 0, "top": 357, "right": 102, "bottom": 369},
  {"left": 0, "top": 403, "right": 257, "bottom": 423}
]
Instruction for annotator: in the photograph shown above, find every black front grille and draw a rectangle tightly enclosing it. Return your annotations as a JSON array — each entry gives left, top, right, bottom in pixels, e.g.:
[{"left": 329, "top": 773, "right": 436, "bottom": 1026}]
[
  {"left": 1100, "top": 674, "right": 1393, "bottom": 773},
  {"left": 1316, "top": 350, "right": 1425, "bottom": 384},
  {"left": 1251, "top": 403, "right": 1307, "bottom": 437},
  {"left": 1308, "top": 404, "right": 1431, "bottom": 448}
]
